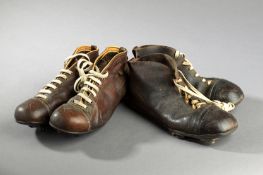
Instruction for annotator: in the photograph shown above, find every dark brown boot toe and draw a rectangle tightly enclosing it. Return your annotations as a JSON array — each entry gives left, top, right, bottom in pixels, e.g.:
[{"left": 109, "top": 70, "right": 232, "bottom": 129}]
[
  {"left": 201, "top": 106, "right": 238, "bottom": 136},
  {"left": 210, "top": 79, "right": 244, "bottom": 105},
  {"left": 49, "top": 104, "right": 90, "bottom": 134},
  {"left": 15, "top": 98, "right": 49, "bottom": 126}
]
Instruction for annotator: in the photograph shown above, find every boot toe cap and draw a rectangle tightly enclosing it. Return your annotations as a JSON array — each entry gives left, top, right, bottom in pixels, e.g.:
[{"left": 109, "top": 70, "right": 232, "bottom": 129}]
[
  {"left": 211, "top": 79, "right": 244, "bottom": 105},
  {"left": 15, "top": 98, "right": 49, "bottom": 125},
  {"left": 49, "top": 104, "right": 90, "bottom": 134},
  {"left": 201, "top": 107, "right": 238, "bottom": 135}
]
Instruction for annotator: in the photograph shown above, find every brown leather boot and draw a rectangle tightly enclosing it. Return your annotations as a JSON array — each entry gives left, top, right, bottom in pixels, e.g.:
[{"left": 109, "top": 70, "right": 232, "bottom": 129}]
[
  {"left": 132, "top": 45, "right": 244, "bottom": 106},
  {"left": 125, "top": 53, "right": 238, "bottom": 144},
  {"left": 49, "top": 46, "right": 127, "bottom": 134},
  {"left": 15, "top": 45, "right": 99, "bottom": 127}
]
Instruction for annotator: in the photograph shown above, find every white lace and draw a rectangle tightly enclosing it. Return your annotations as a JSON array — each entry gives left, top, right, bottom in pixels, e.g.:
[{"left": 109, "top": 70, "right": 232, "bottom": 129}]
[
  {"left": 174, "top": 50, "right": 212, "bottom": 85},
  {"left": 73, "top": 59, "right": 109, "bottom": 108},
  {"left": 173, "top": 70, "right": 235, "bottom": 112},
  {"left": 36, "top": 53, "right": 90, "bottom": 99}
]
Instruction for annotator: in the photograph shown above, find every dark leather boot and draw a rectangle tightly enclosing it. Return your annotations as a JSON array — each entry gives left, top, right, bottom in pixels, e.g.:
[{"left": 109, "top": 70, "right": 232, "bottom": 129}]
[
  {"left": 15, "top": 45, "right": 99, "bottom": 127},
  {"left": 125, "top": 53, "right": 238, "bottom": 144},
  {"left": 49, "top": 46, "right": 127, "bottom": 134},
  {"left": 132, "top": 45, "right": 244, "bottom": 106}
]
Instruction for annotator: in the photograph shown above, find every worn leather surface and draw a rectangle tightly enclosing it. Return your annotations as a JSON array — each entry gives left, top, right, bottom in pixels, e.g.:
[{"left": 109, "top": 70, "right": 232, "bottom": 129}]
[
  {"left": 125, "top": 54, "right": 238, "bottom": 138},
  {"left": 132, "top": 45, "right": 244, "bottom": 105},
  {"left": 50, "top": 47, "right": 128, "bottom": 133},
  {"left": 15, "top": 45, "right": 99, "bottom": 126}
]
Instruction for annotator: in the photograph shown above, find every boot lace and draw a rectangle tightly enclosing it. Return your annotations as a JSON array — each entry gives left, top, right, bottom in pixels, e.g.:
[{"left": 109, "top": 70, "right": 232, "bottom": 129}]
[
  {"left": 174, "top": 50, "right": 212, "bottom": 85},
  {"left": 36, "top": 53, "right": 90, "bottom": 99},
  {"left": 173, "top": 70, "right": 235, "bottom": 112},
  {"left": 73, "top": 59, "right": 109, "bottom": 108}
]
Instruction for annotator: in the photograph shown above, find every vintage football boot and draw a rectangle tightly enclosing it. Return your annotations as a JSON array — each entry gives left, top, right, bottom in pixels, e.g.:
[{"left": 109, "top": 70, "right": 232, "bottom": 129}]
[
  {"left": 125, "top": 53, "right": 238, "bottom": 144},
  {"left": 132, "top": 45, "right": 244, "bottom": 106},
  {"left": 15, "top": 45, "right": 99, "bottom": 127},
  {"left": 49, "top": 46, "right": 127, "bottom": 134}
]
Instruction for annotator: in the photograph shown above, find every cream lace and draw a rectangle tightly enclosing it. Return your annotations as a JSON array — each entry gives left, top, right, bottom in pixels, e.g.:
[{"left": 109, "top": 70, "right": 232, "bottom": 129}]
[
  {"left": 173, "top": 70, "right": 235, "bottom": 112},
  {"left": 36, "top": 53, "right": 90, "bottom": 99},
  {"left": 174, "top": 50, "right": 212, "bottom": 85},
  {"left": 73, "top": 59, "right": 109, "bottom": 108}
]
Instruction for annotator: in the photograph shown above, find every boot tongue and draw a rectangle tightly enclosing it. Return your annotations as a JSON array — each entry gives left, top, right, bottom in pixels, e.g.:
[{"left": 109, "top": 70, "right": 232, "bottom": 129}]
[
  {"left": 72, "top": 47, "right": 121, "bottom": 106},
  {"left": 64, "top": 45, "right": 93, "bottom": 69},
  {"left": 92, "top": 46, "right": 120, "bottom": 72},
  {"left": 94, "top": 57, "right": 110, "bottom": 72}
]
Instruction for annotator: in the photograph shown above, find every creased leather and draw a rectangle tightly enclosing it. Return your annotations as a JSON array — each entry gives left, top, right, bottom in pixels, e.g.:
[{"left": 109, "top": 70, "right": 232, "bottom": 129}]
[
  {"left": 125, "top": 54, "right": 238, "bottom": 139},
  {"left": 50, "top": 47, "right": 128, "bottom": 133},
  {"left": 132, "top": 45, "right": 244, "bottom": 105},
  {"left": 15, "top": 46, "right": 99, "bottom": 126}
]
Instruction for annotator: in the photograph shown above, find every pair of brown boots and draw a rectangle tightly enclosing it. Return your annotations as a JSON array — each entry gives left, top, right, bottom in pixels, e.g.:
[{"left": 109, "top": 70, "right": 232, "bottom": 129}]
[
  {"left": 15, "top": 45, "right": 244, "bottom": 144},
  {"left": 15, "top": 45, "right": 127, "bottom": 134}
]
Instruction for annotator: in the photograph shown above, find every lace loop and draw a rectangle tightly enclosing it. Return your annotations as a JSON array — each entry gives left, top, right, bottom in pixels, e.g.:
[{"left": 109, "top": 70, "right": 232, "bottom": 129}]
[
  {"left": 73, "top": 59, "right": 109, "bottom": 108},
  {"left": 73, "top": 58, "right": 94, "bottom": 92}
]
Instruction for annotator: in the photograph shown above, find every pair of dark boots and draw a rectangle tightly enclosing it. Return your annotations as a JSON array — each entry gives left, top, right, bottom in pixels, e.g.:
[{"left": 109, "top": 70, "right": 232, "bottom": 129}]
[
  {"left": 126, "top": 45, "right": 243, "bottom": 144},
  {"left": 15, "top": 45, "right": 244, "bottom": 144}
]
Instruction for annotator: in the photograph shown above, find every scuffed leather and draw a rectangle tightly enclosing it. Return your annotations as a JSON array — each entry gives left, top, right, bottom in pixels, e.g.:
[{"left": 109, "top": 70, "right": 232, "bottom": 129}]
[
  {"left": 50, "top": 48, "right": 128, "bottom": 133},
  {"left": 132, "top": 45, "right": 244, "bottom": 105},
  {"left": 15, "top": 98, "right": 50, "bottom": 124},
  {"left": 15, "top": 46, "right": 99, "bottom": 126},
  {"left": 125, "top": 54, "right": 238, "bottom": 137},
  {"left": 208, "top": 79, "right": 244, "bottom": 105}
]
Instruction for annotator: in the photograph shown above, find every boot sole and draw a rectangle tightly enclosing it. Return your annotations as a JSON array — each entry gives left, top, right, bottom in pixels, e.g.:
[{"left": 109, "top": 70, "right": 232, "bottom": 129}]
[
  {"left": 16, "top": 120, "right": 46, "bottom": 128},
  {"left": 168, "top": 127, "right": 237, "bottom": 145},
  {"left": 49, "top": 121, "right": 98, "bottom": 135}
]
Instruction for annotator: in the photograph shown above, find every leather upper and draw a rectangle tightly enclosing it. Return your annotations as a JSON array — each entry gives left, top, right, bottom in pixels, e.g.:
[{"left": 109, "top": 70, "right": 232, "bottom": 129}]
[
  {"left": 125, "top": 54, "right": 238, "bottom": 136},
  {"left": 132, "top": 45, "right": 244, "bottom": 105},
  {"left": 50, "top": 47, "right": 128, "bottom": 133},
  {"left": 15, "top": 45, "right": 99, "bottom": 125}
]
